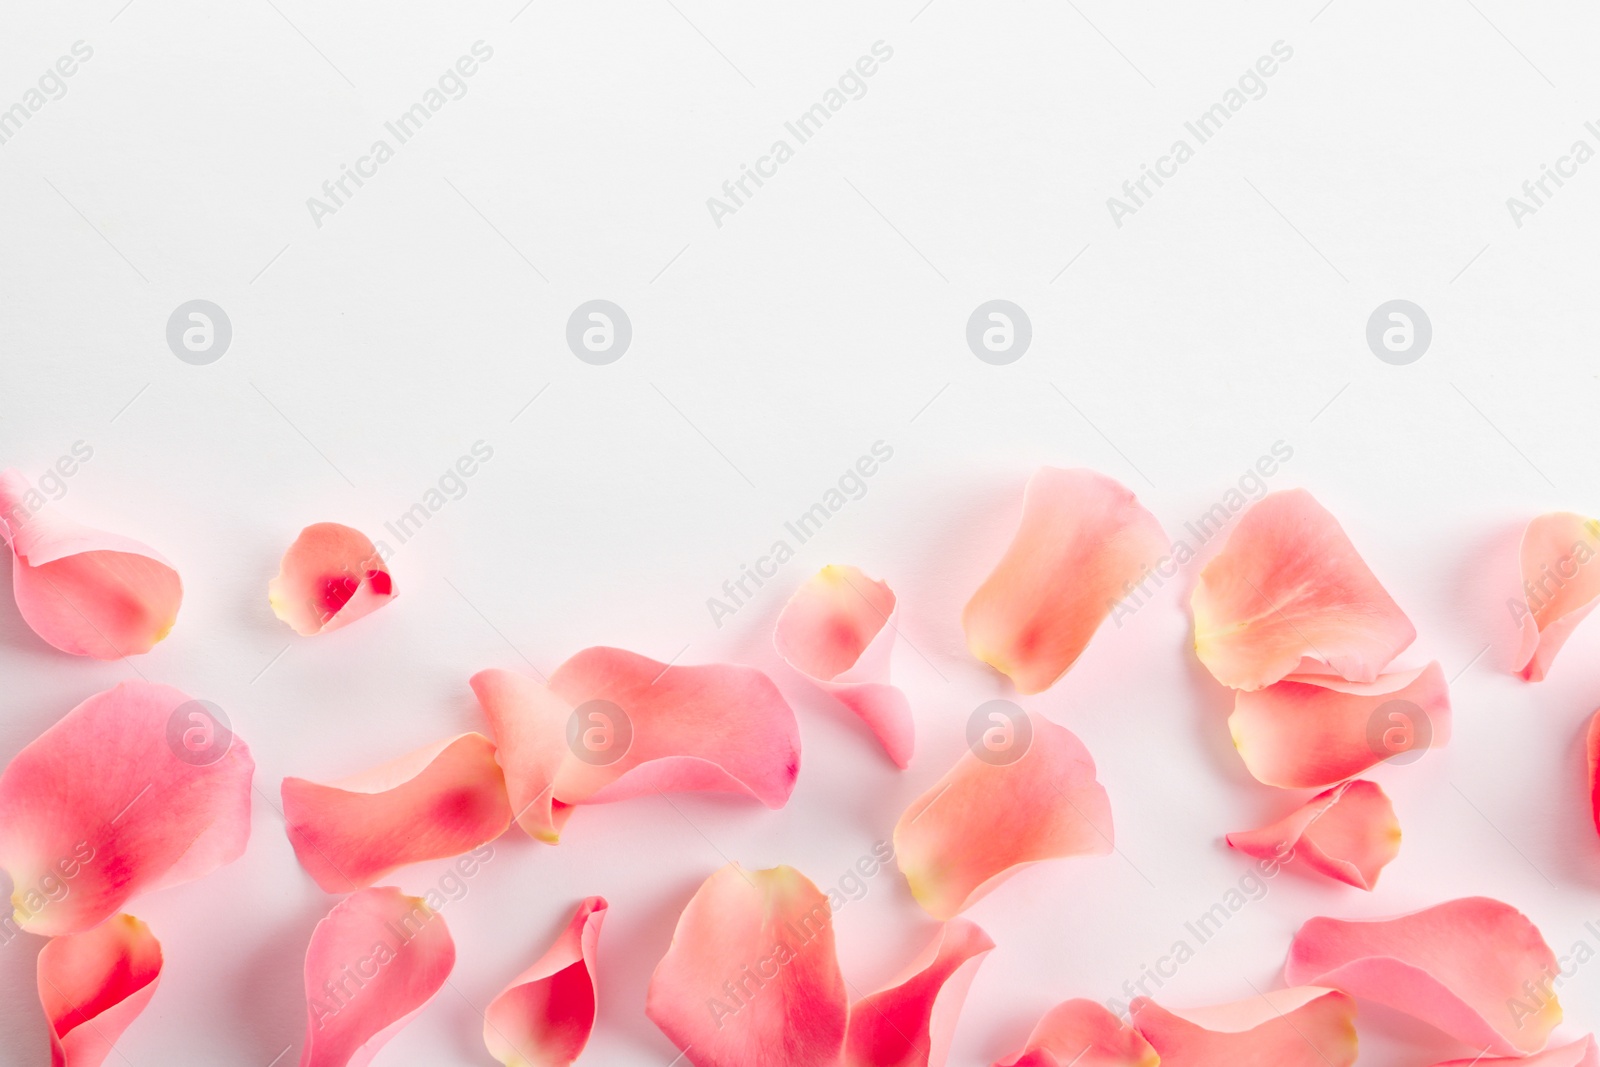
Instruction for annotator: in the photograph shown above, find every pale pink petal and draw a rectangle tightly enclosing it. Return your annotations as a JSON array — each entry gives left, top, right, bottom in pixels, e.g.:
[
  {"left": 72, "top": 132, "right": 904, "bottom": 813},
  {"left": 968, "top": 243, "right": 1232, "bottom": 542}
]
[
  {"left": 0, "top": 681, "right": 253, "bottom": 935},
  {"left": 1226, "top": 780, "right": 1400, "bottom": 890},
  {"left": 1130, "top": 987, "right": 1358, "bottom": 1066},
  {"left": 992, "top": 998, "right": 1158, "bottom": 1067},
  {"left": 1191, "top": 489, "right": 1416, "bottom": 691},
  {"left": 269, "top": 523, "right": 395, "bottom": 636},
  {"left": 1284, "top": 897, "right": 1561, "bottom": 1055},
  {"left": 471, "top": 669, "right": 572, "bottom": 844},
  {"left": 893, "top": 711, "right": 1112, "bottom": 920},
  {"left": 300, "top": 886, "right": 456, "bottom": 1067},
  {"left": 38, "top": 914, "right": 162, "bottom": 1067},
  {"left": 1431, "top": 1035, "right": 1599, "bottom": 1067},
  {"left": 843, "top": 919, "right": 993, "bottom": 1067},
  {"left": 1589, "top": 709, "right": 1600, "bottom": 837},
  {"left": 483, "top": 896, "right": 607, "bottom": 1067},
  {"left": 963, "top": 468, "right": 1167, "bottom": 694},
  {"left": 647, "top": 864, "right": 847, "bottom": 1067},
  {"left": 0, "top": 469, "right": 182, "bottom": 659},
  {"left": 282, "top": 733, "right": 510, "bottom": 892},
  {"left": 1512, "top": 513, "right": 1600, "bottom": 681}
]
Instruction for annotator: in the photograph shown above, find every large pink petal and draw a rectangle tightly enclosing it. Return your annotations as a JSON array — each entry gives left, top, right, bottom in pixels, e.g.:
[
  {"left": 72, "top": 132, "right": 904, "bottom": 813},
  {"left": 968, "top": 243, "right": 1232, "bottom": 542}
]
[
  {"left": 269, "top": 523, "right": 396, "bottom": 636},
  {"left": 471, "top": 669, "right": 572, "bottom": 844},
  {"left": 0, "top": 681, "right": 253, "bottom": 935},
  {"left": 282, "top": 733, "right": 510, "bottom": 892},
  {"left": 1130, "top": 987, "right": 1358, "bottom": 1066},
  {"left": 0, "top": 469, "right": 182, "bottom": 659},
  {"left": 1191, "top": 489, "right": 1416, "bottom": 691},
  {"left": 483, "top": 896, "right": 607, "bottom": 1067},
  {"left": 1284, "top": 897, "right": 1561, "bottom": 1055},
  {"left": 1432, "top": 1036, "right": 1599, "bottom": 1067},
  {"left": 843, "top": 919, "right": 993, "bottom": 1067},
  {"left": 1513, "top": 513, "right": 1600, "bottom": 681},
  {"left": 963, "top": 468, "right": 1167, "bottom": 694},
  {"left": 993, "top": 998, "right": 1158, "bottom": 1067},
  {"left": 38, "top": 914, "right": 163, "bottom": 1067},
  {"left": 1226, "top": 780, "right": 1400, "bottom": 890},
  {"left": 300, "top": 886, "right": 456, "bottom": 1067},
  {"left": 893, "top": 711, "right": 1112, "bottom": 920},
  {"left": 647, "top": 864, "right": 848, "bottom": 1067}
]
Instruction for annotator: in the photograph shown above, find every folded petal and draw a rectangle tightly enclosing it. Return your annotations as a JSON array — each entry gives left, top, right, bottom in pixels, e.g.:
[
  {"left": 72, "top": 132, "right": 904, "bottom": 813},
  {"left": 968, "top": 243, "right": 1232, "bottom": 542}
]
[
  {"left": 0, "top": 681, "right": 253, "bottom": 935},
  {"left": 301, "top": 886, "right": 456, "bottom": 1067},
  {"left": 484, "top": 896, "right": 607, "bottom": 1067},
  {"left": 1589, "top": 709, "right": 1600, "bottom": 838},
  {"left": 38, "top": 914, "right": 163, "bottom": 1067},
  {"left": 1226, "top": 780, "right": 1400, "bottom": 890},
  {"left": 647, "top": 864, "right": 848, "bottom": 1067},
  {"left": 993, "top": 998, "right": 1158, "bottom": 1067},
  {"left": 843, "top": 919, "right": 993, "bottom": 1067},
  {"left": 1191, "top": 489, "right": 1416, "bottom": 691},
  {"left": 775, "top": 565, "right": 914, "bottom": 768},
  {"left": 1513, "top": 513, "right": 1600, "bottom": 681},
  {"left": 471, "top": 669, "right": 572, "bottom": 844},
  {"left": 269, "top": 523, "right": 395, "bottom": 636},
  {"left": 1130, "top": 987, "right": 1358, "bottom": 1066},
  {"left": 894, "top": 711, "right": 1112, "bottom": 920},
  {"left": 282, "top": 733, "right": 510, "bottom": 892},
  {"left": 1284, "top": 897, "right": 1561, "bottom": 1055},
  {"left": 0, "top": 469, "right": 182, "bottom": 659},
  {"left": 1229, "top": 663, "right": 1451, "bottom": 788},
  {"left": 963, "top": 468, "right": 1167, "bottom": 694},
  {"left": 1431, "top": 1036, "right": 1599, "bottom": 1067}
]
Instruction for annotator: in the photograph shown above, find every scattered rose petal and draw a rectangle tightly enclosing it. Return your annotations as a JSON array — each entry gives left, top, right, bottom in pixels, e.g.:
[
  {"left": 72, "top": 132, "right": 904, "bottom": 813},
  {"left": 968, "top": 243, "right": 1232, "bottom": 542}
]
[
  {"left": 1589, "top": 709, "right": 1600, "bottom": 838},
  {"left": 471, "top": 669, "right": 572, "bottom": 844},
  {"left": 1431, "top": 1035, "right": 1599, "bottom": 1067},
  {"left": 1513, "top": 513, "right": 1600, "bottom": 681},
  {"left": 843, "top": 918, "right": 993, "bottom": 1067},
  {"left": 0, "top": 468, "right": 182, "bottom": 659},
  {"left": 647, "top": 864, "right": 847, "bottom": 1067},
  {"left": 963, "top": 468, "right": 1167, "bottom": 694},
  {"left": 484, "top": 896, "right": 607, "bottom": 1067},
  {"left": 993, "top": 998, "right": 1158, "bottom": 1067},
  {"left": 269, "top": 522, "right": 395, "bottom": 636},
  {"left": 1130, "top": 987, "right": 1358, "bottom": 1066},
  {"left": 1226, "top": 780, "right": 1400, "bottom": 890},
  {"left": 38, "top": 914, "right": 162, "bottom": 1067}
]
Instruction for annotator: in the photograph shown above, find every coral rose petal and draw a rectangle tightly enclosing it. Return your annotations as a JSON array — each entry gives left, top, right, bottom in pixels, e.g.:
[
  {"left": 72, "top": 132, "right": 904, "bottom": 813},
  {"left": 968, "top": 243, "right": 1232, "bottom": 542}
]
[
  {"left": 268, "top": 523, "right": 395, "bottom": 636},
  {"left": 843, "top": 918, "right": 994, "bottom": 1067},
  {"left": 1191, "top": 489, "right": 1415, "bottom": 690},
  {"left": 0, "top": 681, "right": 253, "bottom": 936},
  {"left": 1130, "top": 987, "right": 1358, "bottom": 1066},
  {"left": 1226, "top": 780, "right": 1400, "bottom": 890},
  {"left": 963, "top": 468, "right": 1167, "bottom": 694},
  {"left": 1284, "top": 897, "right": 1561, "bottom": 1055},
  {"left": 1589, "top": 709, "right": 1600, "bottom": 838},
  {"left": 39, "top": 914, "right": 163, "bottom": 1067},
  {"left": 993, "top": 998, "right": 1157, "bottom": 1067},
  {"left": 483, "top": 896, "right": 607, "bottom": 1067},
  {"left": 1431, "top": 1036, "right": 1599, "bottom": 1067},
  {"left": 282, "top": 733, "right": 510, "bottom": 892},
  {"left": 0, "top": 469, "right": 182, "bottom": 659},
  {"left": 471, "top": 669, "right": 572, "bottom": 843},
  {"left": 301, "top": 886, "right": 455, "bottom": 1067},
  {"left": 893, "top": 711, "right": 1112, "bottom": 920},
  {"left": 647, "top": 864, "right": 848, "bottom": 1067},
  {"left": 1514, "top": 513, "right": 1600, "bottom": 681}
]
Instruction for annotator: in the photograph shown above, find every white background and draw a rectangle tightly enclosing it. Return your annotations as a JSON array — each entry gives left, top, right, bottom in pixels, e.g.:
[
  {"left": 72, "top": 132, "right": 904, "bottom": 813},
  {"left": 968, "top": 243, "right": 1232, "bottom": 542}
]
[{"left": 2, "top": 1, "right": 1599, "bottom": 1064}]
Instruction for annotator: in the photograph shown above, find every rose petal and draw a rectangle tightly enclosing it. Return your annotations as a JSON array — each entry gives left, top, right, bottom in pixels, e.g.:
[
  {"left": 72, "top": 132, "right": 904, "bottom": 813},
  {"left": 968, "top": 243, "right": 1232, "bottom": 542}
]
[
  {"left": 963, "top": 468, "right": 1167, "bottom": 694},
  {"left": 483, "top": 896, "right": 607, "bottom": 1067},
  {"left": 38, "top": 914, "right": 163, "bottom": 1067},
  {"left": 0, "top": 468, "right": 182, "bottom": 659},
  {"left": 1512, "top": 513, "right": 1600, "bottom": 681},
  {"left": 1431, "top": 1035, "right": 1599, "bottom": 1067},
  {"left": 1191, "top": 489, "right": 1415, "bottom": 691},
  {"left": 775, "top": 565, "right": 914, "bottom": 768},
  {"left": 282, "top": 733, "right": 510, "bottom": 892},
  {"left": 1589, "top": 709, "right": 1600, "bottom": 838},
  {"left": 1284, "top": 897, "right": 1561, "bottom": 1055},
  {"left": 893, "top": 711, "right": 1112, "bottom": 920},
  {"left": 471, "top": 669, "right": 572, "bottom": 844},
  {"left": 268, "top": 523, "right": 395, "bottom": 636},
  {"left": 1130, "top": 987, "right": 1358, "bottom": 1066},
  {"left": 1226, "top": 780, "right": 1400, "bottom": 890},
  {"left": 647, "top": 864, "right": 848, "bottom": 1067},
  {"left": 843, "top": 919, "right": 993, "bottom": 1067},
  {"left": 992, "top": 998, "right": 1158, "bottom": 1067},
  {"left": 301, "top": 886, "right": 456, "bottom": 1067},
  {"left": 1228, "top": 663, "right": 1451, "bottom": 788},
  {"left": 0, "top": 681, "right": 253, "bottom": 935}
]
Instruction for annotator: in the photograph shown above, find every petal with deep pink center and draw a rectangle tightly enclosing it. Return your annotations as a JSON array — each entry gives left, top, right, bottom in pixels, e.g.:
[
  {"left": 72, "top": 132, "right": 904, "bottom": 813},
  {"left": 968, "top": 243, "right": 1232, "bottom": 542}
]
[
  {"left": 484, "top": 896, "right": 607, "bottom": 1067},
  {"left": 38, "top": 914, "right": 163, "bottom": 1067},
  {"left": 843, "top": 919, "right": 994, "bottom": 1067},
  {"left": 269, "top": 523, "right": 396, "bottom": 636}
]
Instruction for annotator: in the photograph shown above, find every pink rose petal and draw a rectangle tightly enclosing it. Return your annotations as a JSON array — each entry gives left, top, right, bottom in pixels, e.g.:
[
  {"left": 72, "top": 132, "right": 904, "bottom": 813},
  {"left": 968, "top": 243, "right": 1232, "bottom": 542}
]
[
  {"left": 38, "top": 914, "right": 163, "bottom": 1067},
  {"left": 993, "top": 998, "right": 1158, "bottom": 1067},
  {"left": 1130, "top": 987, "right": 1358, "bottom": 1066},
  {"left": 843, "top": 919, "right": 994, "bottom": 1067},
  {"left": 269, "top": 523, "right": 395, "bottom": 636},
  {"left": 1512, "top": 512, "right": 1600, "bottom": 681},
  {"left": 483, "top": 896, "right": 607, "bottom": 1067},
  {"left": 1431, "top": 1035, "right": 1599, "bottom": 1067},
  {"left": 1226, "top": 780, "right": 1400, "bottom": 890}
]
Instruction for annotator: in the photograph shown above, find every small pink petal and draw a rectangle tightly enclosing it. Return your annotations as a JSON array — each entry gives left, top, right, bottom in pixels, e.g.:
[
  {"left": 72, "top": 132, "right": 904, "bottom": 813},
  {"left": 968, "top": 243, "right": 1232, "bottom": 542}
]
[
  {"left": 1589, "top": 709, "right": 1600, "bottom": 838},
  {"left": 1513, "top": 513, "right": 1600, "bottom": 681},
  {"left": 39, "top": 914, "right": 163, "bottom": 1067},
  {"left": 1130, "top": 987, "right": 1358, "bottom": 1066},
  {"left": 1431, "top": 1036, "right": 1599, "bottom": 1067},
  {"left": 483, "top": 896, "right": 607, "bottom": 1067},
  {"left": 1226, "top": 780, "right": 1400, "bottom": 890},
  {"left": 843, "top": 919, "right": 993, "bottom": 1067},
  {"left": 269, "top": 523, "right": 396, "bottom": 636},
  {"left": 992, "top": 999, "right": 1158, "bottom": 1067}
]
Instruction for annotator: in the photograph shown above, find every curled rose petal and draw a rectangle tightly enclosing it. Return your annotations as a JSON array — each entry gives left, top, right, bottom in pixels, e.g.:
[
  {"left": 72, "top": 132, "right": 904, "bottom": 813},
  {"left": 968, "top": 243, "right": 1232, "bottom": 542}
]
[
  {"left": 0, "top": 681, "right": 253, "bottom": 936},
  {"left": 1431, "top": 1036, "right": 1599, "bottom": 1067},
  {"left": 843, "top": 919, "right": 994, "bottom": 1067},
  {"left": 1285, "top": 897, "right": 1561, "bottom": 1055},
  {"left": 992, "top": 998, "right": 1157, "bottom": 1067},
  {"left": 301, "top": 886, "right": 456, "bottom": 1067},
  {"left": 1191, "top": 489, "right": 1415, "bottom": 691},
  {"left": 647, "top": 864, "right": 847, "bottom": 1067},
  {"left": 269, "top": 523, "right": 395, "bottom": 636},
  {"left": 39, "top": 914, "right": 163, "bottom": 1067},
  {"left": 893, "top": 711, "right": 1112, "bottom": 920},
  {"left": 282, "top": 733, "right": 510, "bottom": 892},
  {"left": 1130, "top": 987, "right": 1358, "bottom": 1066},
  {"left": 483, "top": 896, "right": 607, "bottom": 1067},
  {"left": 963, "top": 468, "right": 1167, "bottom": 695},
  {"left": 0, "top": 468, "right": 182, "bottom": 659},
  {"left": 1513, "top": 513, "right": 1600, "bottom": 681},
  {"left": 1589, "top": 709, "right": 1600, "bottom": 838},
  {"left": 774, "top": 564, "right": 914, "bottom": 768},
  {"left": 471, "top": 669, "right": 572, "bottom": 844},
  {"left": 1226, "top": 780, "right": 1400, "bottom": 890},
  {"left": 1228, "top": 662, "right": 1451, "bottom": 788}
]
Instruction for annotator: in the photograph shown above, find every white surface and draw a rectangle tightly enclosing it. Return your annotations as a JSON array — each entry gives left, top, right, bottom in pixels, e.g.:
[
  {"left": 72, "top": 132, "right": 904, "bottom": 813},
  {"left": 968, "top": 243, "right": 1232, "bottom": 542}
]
[{"left": 2, "top": 1, "right": 1599, "bottom": 1064}]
